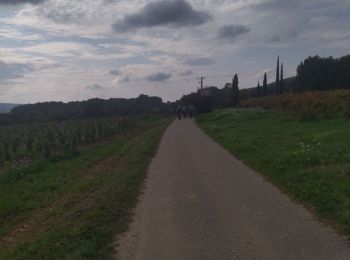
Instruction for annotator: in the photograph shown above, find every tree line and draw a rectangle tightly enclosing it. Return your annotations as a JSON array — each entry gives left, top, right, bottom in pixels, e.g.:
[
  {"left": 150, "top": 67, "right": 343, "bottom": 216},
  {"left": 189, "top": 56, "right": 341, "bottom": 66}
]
[
  {"left": 253, "top": 54, "right": 350, "bottom": 96},
  {"left": 179, "top": 54, "right": 350, "bottom": 114},
  {"left": 2, "top": 54, "right": 349, "bottom": 123},
  {"left": 296, "top": 55, "right": 350, "bottom": 92},
  {"left": 0, "top": 95, "right": 170, "bottom": 125}
]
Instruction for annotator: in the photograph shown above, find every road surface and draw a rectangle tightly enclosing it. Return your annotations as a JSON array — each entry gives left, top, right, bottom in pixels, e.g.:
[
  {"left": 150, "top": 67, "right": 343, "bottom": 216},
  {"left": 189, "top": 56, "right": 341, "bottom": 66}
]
[{"left": 116, "top": 119, "right": 350, "bottom": 260}]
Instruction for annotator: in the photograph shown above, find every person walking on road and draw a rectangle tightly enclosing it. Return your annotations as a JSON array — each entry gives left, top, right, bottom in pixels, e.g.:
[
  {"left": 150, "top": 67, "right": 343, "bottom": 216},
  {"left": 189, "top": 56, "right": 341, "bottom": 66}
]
[
  {"left": 176, "top": 105, "right": 182, "bottom": 120},
  {"left": 189, "top": 105, "right": 197, "bottom": 118},
  {"left": 181, "top": 105, "right": 188, "bottom": 119},
  {"left": 176, "top": 104, "right": 196, "bottom": 120}
]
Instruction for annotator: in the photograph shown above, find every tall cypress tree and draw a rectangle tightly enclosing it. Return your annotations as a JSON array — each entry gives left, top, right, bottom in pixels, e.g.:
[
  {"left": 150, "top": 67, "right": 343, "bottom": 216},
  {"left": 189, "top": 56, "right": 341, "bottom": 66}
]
[
  {"left": 280, "top": 63, "right": 284, "bottom": 94},
  {"left": 276, "top": 56, "right": 280, "bottom": 95},
  {"left": 232, "top": 74, "right": 240, "bottom": 106},
  {"left": 263, "top": 72, "right": 268, "bottom": 96},
  {"left": 257, "top": 81, "right": 261, "bottom": 97}
]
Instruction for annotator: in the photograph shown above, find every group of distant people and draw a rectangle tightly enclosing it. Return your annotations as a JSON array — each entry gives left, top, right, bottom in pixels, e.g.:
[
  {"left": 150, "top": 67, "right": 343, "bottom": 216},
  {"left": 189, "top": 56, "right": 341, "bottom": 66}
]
[{"left": 176, "top": 104, "right": 197, "bottom": 120}]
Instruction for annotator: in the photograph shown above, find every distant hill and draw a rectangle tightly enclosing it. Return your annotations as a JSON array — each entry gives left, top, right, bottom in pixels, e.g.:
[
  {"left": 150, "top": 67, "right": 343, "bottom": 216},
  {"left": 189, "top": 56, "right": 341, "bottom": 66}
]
[{"left": 0, "top": 103, "right": 19, "bottom": 113}]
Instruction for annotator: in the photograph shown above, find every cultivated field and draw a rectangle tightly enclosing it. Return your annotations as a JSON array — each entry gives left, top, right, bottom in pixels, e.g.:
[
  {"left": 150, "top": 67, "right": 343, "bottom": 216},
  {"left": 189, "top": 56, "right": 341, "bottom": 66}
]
[
  {"left": 0, "top": 117, "right": 136, "bottom": 169},
  {"left": 0, "top": 116, "right": 170, "bottom": 259}
]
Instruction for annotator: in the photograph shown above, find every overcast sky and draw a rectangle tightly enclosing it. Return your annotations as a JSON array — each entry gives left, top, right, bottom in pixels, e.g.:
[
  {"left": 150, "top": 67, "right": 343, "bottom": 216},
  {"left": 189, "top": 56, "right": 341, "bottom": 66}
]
[{"left": 0, "top": 0, "right": 349, "bottom": 103}]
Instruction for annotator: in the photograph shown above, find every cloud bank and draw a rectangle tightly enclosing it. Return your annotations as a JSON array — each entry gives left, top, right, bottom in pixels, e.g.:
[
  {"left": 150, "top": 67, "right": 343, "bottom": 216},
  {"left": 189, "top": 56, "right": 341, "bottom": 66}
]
[
  {"left": 113, "top": 0, "right": 211, "bottom": 32},
  {"left": 147, "top": 72, "right": 172, "bottom": 82},
  {"left": 1, "top": 0, "right": 349, "bottom": 103},
  {"left": 0, "top": 61, "right": 33, "bottom": 82},
  {"left": 83, "top": 83, "right": 105, "bottom": 90},
  {"left": 218, "top": 25, "right": 251, "bottom": 41}
]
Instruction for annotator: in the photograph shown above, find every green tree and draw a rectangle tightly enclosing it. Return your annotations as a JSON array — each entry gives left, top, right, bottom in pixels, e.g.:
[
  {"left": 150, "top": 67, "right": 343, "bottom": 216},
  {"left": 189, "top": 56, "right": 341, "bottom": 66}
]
[
  {"left": 257, "top": 81, "right": 261, "bottom": 97},
  {"left": 232, "top": 74, "right": 240, "bottom": 106},
  {"left": 280, "top": 63, "right": 284, "bottom": 94},
  {"left": 296, "top": 55, "right": 350, "bottom": 92},
  {"left": 276, "top": 56, "right": 280, "bottom": 94},
  {"left": 263, "top": 72, "right": 268, "bottom": 96}
]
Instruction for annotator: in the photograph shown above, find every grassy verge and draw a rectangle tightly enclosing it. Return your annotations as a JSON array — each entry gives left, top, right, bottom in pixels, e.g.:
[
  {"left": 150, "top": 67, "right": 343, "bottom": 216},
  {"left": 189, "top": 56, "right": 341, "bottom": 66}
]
[
  {"left": 197, "top": 109, "right": 350, "bottom": 236},
  {"left": 0, "top": 118, "right": 171, "bottom": 259}
]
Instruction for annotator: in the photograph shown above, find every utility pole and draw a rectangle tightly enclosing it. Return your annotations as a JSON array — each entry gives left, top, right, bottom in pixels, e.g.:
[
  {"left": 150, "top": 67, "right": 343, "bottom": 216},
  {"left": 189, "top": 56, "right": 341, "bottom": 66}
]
[{"left": 198, "top": 77, "right": 205, "bottom": 89}]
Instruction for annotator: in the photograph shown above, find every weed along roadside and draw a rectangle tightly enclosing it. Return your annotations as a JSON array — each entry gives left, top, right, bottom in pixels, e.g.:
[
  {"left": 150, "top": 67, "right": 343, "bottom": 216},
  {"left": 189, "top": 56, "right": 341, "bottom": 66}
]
[
  {"left": 0, "top": 118, "right": 171, "bottom": 259},
  {"left": 197, "top": 108, "right": 350, "bottom": 237}
]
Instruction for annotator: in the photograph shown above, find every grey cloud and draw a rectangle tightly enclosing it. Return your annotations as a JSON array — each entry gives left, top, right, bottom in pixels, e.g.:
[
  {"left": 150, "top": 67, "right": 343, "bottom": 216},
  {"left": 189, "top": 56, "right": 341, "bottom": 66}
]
[
  {"left": 178, "top": 70, "right": 193, "bottom": 76},
  {"left": 109, "top": 69, "right": 121, "bottom": 76},
  {"left": 250, "top": 0, "right": 303, "bottom": 43},
  {"left": 120, "top": 75, "right": 131, "bottom": 83},
  {"left": 0, "top": 0, "right": 45, "bottom": 5},
  {"left": 218, "top": 25, "right": 251, "bottom": 41},
  {"left": 113, "top": 0, "right": 211, "bottom": 32},
  {"left": 185, "top": 57, "right": 214, "bottom": 66},
  {"left": 0, "top": 61, "right": 33, "bottom": 82},
  {"left": 39, "top": 5, "right": 87, "bottom": 24},
  {"left": 83, "top": 84, "right": 104, "bottom": 90},
  {"left": 269, "top": 27, "right": 300, "bottom": 42},
  {"left": 252, "top": 0, "right": 303, "bottom": 11},
  {"left": 113, "top": 72, "right": 133, "bottom": 84},
  {"left": 43, "top": 11, "right": 84, "bottom": 24},
  {"left": 147, "top": 72, "right": 172, "bottom": 82}
]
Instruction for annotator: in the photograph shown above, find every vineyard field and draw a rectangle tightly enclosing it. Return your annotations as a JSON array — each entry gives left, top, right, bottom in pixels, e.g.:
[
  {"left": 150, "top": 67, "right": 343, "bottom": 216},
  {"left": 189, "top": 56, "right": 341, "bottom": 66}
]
[
  {"left": 0, "top": 116, "right": 171, "bottom": 259},
  {"left": 0, "top": 117, "right": 137, "bottom": 169}
]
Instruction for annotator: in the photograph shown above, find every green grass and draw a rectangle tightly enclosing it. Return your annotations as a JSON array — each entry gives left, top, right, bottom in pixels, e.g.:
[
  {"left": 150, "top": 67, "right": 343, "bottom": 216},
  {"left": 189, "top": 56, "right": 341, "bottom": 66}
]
[
  {"left": 197, "top": 108, "right": 350, "bottom": 235},
  {"left": 0, "top": 118, "right": 171, "bottom": 259}
]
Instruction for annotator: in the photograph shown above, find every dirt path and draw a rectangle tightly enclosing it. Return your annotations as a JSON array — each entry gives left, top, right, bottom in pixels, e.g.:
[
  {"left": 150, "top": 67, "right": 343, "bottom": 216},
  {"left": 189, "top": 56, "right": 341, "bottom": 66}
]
[{"left": 116, "top": 119, "right": 350, "bottom": 260}]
